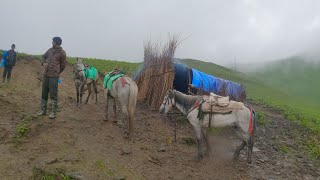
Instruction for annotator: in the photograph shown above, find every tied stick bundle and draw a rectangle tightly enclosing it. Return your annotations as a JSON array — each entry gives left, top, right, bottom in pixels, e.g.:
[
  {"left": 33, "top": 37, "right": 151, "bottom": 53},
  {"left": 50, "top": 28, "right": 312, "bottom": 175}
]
[{"left": 136, "top": 35, "right": 179, "bottom": 108}]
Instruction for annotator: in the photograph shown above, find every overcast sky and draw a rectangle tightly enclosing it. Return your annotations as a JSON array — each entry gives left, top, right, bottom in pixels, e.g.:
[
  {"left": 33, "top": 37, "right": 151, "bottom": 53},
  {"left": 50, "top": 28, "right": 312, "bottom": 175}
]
[{"left": 1, "top": 0, "right": 319, "bottom": 63}]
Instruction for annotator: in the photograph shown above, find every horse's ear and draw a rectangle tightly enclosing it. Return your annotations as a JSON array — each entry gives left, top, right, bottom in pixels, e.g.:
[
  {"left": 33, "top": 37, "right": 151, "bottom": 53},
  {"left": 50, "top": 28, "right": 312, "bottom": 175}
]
[{"left": 168, "top": 89, "right": 175, "bottom": 98}]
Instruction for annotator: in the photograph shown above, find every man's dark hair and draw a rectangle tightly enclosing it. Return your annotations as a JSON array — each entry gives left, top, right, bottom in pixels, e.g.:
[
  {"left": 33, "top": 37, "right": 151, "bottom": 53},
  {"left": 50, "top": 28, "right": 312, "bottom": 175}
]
[
  {"left": 11, "top": 44, "right": 15, "bottom": 48},
  {"left": 52, "top": 37, "right": 62, "bottom": 46}
]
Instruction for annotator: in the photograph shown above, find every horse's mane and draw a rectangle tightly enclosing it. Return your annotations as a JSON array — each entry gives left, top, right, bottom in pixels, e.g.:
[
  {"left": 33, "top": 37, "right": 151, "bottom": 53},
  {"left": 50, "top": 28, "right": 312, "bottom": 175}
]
[{"left": 173, "top": 90, "right": 201, "bottom": 112}]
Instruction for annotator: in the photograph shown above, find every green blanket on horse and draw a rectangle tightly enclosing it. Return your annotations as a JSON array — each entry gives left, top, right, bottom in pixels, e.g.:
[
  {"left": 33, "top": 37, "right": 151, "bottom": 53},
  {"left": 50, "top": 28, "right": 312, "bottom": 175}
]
[
  {"left": 104, "top": 70, "right": 125, "bottom": 90},
  {"left": 84, "top": 66, "right": 98, "bottom": 80}
]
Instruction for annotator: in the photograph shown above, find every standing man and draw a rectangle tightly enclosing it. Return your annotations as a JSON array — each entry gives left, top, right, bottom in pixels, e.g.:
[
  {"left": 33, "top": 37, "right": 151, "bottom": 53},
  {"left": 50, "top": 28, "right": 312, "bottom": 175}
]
[
  {"left": 2, "top": 44, "right": 17, "bottom": 83},
  {"left": 36, "top": 37, "right": 66, "bottom": 119}
]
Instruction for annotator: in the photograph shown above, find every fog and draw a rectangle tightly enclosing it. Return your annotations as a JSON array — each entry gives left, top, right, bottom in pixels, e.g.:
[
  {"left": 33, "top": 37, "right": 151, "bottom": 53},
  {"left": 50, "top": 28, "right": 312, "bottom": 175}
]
[{"left": 1, "top": 0, "right": 319, "bottom": 63}]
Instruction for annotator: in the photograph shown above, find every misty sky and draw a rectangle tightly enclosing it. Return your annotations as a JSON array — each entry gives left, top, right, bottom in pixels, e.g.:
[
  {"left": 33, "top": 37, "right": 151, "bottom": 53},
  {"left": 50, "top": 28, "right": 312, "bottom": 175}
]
[{"left": 1, "top": 0, "right": 320, "bottom": 63}]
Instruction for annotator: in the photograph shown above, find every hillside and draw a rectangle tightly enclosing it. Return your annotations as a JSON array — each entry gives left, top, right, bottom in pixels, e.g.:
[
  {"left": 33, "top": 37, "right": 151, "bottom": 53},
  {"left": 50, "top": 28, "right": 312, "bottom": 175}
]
[
  {"left": 180, "top": 58, "right": 320, "bottom": 157},
  {"left": 0, "top": 50, "right": 141, "bottom": 77},
  {"left": 250, "top": 56, "right": 320, "bottom": 104},
  {"left": 0, "top": 56, "right": 319, "bottom": 179},
  {"left": 69, "top": 56, "right": 314, "bottom": 133},
  {"left": 181, "top": 58, "right": 320, "bottom": 131},
  {"left": 1, "top": 50, "right": 319, "bottom": 133},
  {"left": 67, "top": 57, "right": 140, "bottom": 76},
  {"left": 2, "top": 50, "right": 320, "bottom": 154}
]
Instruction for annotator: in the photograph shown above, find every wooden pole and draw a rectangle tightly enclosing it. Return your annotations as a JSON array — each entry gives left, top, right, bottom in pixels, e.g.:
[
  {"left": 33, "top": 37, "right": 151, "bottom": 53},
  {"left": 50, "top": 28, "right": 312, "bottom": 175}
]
[{"left": 170, "top": 115, "right": 177, "bottom": 143}]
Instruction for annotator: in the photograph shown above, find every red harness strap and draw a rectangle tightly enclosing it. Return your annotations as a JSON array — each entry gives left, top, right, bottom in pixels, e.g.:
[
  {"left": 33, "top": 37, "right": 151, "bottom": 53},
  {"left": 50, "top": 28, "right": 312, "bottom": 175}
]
[
  {"left": 249, "top": 107, "right": 253, "bottom": 135},
  {"left": 193, "top": 101, "right": 200, "bottom": 109},
  {"left": 186, "top": 100, "right": 201, "bottom": 115},
  {"left": 120, "top": 77, "right": 127, "bottom": 87}
]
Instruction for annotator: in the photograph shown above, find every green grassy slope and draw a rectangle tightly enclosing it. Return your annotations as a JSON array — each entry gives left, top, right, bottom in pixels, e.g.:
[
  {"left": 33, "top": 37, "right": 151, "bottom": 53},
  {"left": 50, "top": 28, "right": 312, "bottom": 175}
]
[
  {"left": 252, "top": 56, "right": 320, "bottom": 104},
  {"left": 0, "top": 50, "right": 141, "bottom": 76},
  {"left": 67, "top": 57, "right": 140, "bottom": 76}
]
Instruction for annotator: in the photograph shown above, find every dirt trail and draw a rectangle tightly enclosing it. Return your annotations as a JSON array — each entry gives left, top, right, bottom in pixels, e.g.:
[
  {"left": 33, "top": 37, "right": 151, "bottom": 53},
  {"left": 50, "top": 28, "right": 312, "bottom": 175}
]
[{"left": 0, "top": 59, "right": 319, "bottom": 180}]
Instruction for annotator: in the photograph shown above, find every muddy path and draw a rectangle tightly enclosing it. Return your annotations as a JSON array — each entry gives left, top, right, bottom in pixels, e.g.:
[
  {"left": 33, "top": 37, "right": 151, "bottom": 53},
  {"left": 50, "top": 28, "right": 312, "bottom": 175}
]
[{"left": 0, "top": 59, "right": 319, "bottom": 180}]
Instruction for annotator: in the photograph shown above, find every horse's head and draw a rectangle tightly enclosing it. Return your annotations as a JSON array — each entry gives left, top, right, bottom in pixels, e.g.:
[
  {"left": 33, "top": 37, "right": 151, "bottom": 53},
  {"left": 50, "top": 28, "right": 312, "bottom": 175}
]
[
  {"left": 76, "top": 57, "right": 83, "bottom": 64},
  {"left": 159, "top": 89, "right": 176, "bottom": 115},
  {"left": 73, "top": 58, "right": 86, "bottom": 79},
  {"left": 76, "top": 57, "right": 85, "bottom": 66}
]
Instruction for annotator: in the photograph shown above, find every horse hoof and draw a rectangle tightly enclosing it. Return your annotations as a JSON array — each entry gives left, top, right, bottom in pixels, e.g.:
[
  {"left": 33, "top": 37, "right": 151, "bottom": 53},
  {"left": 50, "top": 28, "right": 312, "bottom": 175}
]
[
  {"left": 247, "top": 159, "right": 252, "bottom": 164},
  {"left": 233, "top": 155, "right": 240, "bottom": 161},
  {"left": 122, "top": 132, "right": 130, "bottom": 139},
  {"left": 104, "top": 117, "right": 108, "bottom": 121},
  {"left": 193, "top": 155, "right": 203, "bottom": 162},
  {"left": 204, "top": 152, "right": 211, "bottom": 157}
]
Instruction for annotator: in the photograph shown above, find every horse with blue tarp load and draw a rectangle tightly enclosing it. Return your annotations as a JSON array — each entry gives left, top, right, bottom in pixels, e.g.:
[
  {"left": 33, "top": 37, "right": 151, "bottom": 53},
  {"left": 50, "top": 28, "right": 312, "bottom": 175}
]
[{"left": 135, "top": 37, "right": 252, "bottom": 163}]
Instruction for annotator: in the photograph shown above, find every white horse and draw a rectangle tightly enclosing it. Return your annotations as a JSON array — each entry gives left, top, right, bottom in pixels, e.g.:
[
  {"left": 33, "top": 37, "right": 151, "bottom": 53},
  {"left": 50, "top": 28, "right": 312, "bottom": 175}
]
[
  {"left": 73, "top": 58, "right": 99, "bottom": 106},
  {"left": 103, "top": 73, "right": 138, "bottom": 137},
  {"left": 159, "top": 90, "right": 256, "bottom": 163}
]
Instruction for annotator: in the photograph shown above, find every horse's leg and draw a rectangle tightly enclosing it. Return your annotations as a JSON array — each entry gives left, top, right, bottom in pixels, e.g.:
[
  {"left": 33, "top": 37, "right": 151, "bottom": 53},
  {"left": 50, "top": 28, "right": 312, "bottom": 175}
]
[
  {"left": 247, "top": 133, "right": 254, "bottom": 164},
  {"left": 93, "top": 81, "right": 98, "bottom": 104},
  {"left": 234, "top": 140, "right": 246, "bottom": 160},
  {"left": 104, "top": 90, "right": 109, "bottom": 121},
  {"left": 202, "top": 127, "right": 211, "bottom": 157},
  {"left": 195, "top": 125, "right": 204, "bottom": 161},
  {"left": 80, "top": 83, "right": 84, "bottom": 104},
  {"left": 85, "top": 83, "right": 91, "bottom": 104},
  {"left": 118, "top": 101, "right": 129, "bottom": 136},
  {"left": 113, "top": 98, "right": 117, "bottom": 121},
  {"left": 128, "top": 108, "right": 133, "bottom": 136},
  {"left": 188, "top": 116, "right": 204, "bottom": 161},
  {"left": 76, "top": 84, "right": 80, "bottom": 106}
]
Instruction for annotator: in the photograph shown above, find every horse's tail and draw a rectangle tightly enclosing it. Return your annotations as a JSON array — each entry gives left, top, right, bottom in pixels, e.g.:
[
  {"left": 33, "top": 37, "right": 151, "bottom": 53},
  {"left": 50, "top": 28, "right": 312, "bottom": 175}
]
[
  {"left": 250, "top": 108, "right": 256, "bottom": 146},
  {"left": 252, "top": 109, "right": 257, "bottom": 132},
  {"left": 247, "top": 107, "right": 256, "bottom": 164},
  {"left": 127, "top": 79, "right": 138, "bottom": 132},
  {"left": 245, "top": 104, "right": 257, "bottom": 132}
]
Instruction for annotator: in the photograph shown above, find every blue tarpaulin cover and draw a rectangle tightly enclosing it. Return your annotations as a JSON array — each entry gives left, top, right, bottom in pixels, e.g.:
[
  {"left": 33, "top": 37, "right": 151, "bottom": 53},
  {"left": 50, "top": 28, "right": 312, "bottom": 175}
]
[
  {"left": 173, "top": 63, "right": 189, "bottom": 94},
  {"left": 190, "top": 69, "right": 244, "bottom": 101},
  {"left": 191, "top": 68, "right": 217, "bottom": 93}
]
